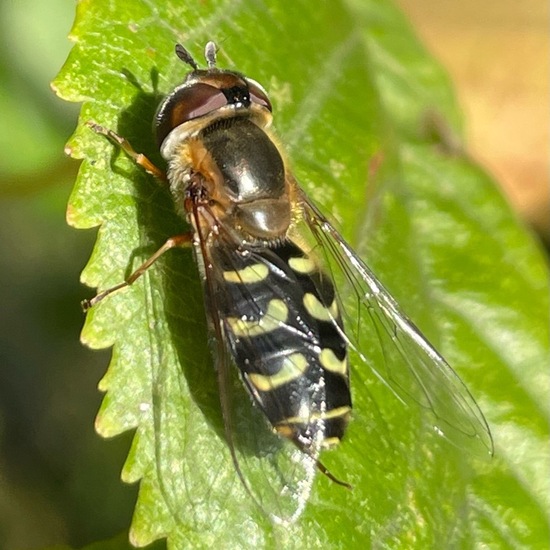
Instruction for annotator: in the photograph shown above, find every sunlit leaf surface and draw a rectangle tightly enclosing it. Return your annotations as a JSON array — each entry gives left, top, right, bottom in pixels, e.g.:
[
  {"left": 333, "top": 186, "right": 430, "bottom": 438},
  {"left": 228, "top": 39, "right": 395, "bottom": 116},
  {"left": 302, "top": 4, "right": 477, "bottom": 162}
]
[{"left": 54, "top": 0, "right": 549, "bottom": 547}]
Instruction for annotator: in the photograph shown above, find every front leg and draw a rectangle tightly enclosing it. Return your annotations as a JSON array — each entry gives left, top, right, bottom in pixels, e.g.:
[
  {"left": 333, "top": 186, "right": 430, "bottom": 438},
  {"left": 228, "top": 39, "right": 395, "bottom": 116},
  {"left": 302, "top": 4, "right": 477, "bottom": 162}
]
[
  {"left": 87, "top": 121, "right": 167, "bottom": 181},
  {"left": 82, "top": 233, "right": 193, "bottom": 311},
  {"left": 83, "top": 121, "right": 187, "bottom": 311}
]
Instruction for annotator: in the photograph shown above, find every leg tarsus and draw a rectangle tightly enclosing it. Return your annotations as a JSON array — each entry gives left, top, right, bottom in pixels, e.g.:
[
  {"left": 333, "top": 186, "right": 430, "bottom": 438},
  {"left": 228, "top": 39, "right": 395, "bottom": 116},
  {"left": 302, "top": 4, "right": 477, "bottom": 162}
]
[
  {"left": 317, "top": 459, "right": 352, "bottom": 490},
  {"left": 82, "top": 233, "right": 193, "bottom": 311}
]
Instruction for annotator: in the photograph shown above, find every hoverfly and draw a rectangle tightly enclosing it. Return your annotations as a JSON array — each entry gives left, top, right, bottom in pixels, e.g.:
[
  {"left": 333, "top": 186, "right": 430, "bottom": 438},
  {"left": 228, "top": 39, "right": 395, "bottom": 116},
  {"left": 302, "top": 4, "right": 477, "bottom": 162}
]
[{"left": 83, "top": 41, "right": 493, "bottom": 525}]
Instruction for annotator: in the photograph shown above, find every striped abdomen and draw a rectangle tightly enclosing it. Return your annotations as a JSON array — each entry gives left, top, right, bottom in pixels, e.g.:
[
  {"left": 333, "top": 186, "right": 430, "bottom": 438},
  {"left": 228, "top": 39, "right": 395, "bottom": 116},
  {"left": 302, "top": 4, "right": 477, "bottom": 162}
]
[{"left": 212, "top": 240, "right": 352, "bottom": 450}]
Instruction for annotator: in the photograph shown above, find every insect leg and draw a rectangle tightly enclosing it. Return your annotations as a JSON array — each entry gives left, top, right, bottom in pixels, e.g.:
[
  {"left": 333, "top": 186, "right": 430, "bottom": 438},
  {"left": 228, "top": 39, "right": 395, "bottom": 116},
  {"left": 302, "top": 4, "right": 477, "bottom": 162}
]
[
  {"left": 316, "top": 460, "right": 352, "bottom": 490},
  {"left": 82, "top": 233, "right": 193, "bottom": 311},
  {"left": 87, "top": 121, "right": 167, "bottom": 181}
]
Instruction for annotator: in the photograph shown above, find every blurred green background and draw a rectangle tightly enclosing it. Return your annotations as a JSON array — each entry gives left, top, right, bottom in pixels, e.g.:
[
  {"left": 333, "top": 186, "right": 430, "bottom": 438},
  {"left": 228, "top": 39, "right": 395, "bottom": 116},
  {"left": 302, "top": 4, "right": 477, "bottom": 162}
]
[
  {"left": 0, "top": 0, "right": 546, "bottom": 548},
  {"left": 0, "top": 1, "right": 137, "bottom": 547}
]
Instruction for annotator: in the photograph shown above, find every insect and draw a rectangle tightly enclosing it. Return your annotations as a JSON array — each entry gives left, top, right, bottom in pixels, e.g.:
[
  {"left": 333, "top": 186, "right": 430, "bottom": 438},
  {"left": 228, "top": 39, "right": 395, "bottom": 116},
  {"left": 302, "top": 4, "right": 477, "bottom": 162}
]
[{"left": 83, "top": 41, "right": 493, "bottom": 524}]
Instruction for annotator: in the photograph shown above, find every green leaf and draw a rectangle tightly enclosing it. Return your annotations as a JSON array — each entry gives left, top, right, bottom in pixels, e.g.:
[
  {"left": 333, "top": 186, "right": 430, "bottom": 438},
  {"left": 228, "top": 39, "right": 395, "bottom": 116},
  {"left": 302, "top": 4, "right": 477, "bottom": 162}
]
[{"left": 54, "top": 0, "right": 549, "bottom": 548}]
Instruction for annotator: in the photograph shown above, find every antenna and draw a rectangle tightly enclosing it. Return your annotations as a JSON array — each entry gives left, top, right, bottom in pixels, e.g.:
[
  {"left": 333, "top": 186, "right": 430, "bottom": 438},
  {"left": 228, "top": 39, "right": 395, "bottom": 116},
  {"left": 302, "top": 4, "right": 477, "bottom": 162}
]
[
  {"left": 204, "top": 41, "right": 217, "bottom": 68},
  {"left": 175, "top": 43, "right": 198, "bottom": 71}
]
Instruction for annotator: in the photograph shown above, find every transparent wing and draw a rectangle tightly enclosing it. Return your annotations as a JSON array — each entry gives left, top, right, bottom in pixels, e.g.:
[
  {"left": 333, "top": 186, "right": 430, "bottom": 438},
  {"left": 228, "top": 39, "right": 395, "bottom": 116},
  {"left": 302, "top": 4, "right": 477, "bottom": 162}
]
[
  {"left": 191, "top": 207, "right": 327, "bottom": 525},
  {"left": 297, "top": 191, "right": 494, "bottom": 457}
]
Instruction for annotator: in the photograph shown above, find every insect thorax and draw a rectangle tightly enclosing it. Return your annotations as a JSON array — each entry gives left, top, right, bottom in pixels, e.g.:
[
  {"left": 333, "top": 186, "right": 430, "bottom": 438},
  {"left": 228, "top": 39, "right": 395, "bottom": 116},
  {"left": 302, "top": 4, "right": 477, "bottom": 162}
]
[{"left": 169, "top": 116, "right": 292, "bottom": 241}]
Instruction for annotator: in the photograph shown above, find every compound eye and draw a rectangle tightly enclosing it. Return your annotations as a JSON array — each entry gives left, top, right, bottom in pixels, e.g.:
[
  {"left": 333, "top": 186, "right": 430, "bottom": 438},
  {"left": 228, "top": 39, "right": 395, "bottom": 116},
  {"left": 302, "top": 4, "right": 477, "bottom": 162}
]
[
  {"left": 172, "top": 83, "right": 228, "bottom": 123},
  {"left": 247, "top": 79, "right": 272, "bottom": 112},
  {"left": 156, "top": 83, "right": 228, "bottom": 146}
]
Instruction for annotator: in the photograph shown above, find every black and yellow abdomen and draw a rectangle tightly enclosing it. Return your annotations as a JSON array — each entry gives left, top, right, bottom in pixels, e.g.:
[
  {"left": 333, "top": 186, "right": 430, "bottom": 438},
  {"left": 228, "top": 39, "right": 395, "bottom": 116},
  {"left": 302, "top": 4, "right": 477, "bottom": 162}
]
[{"left": 211, "top": 240, "right": 352, "bottom": 451}]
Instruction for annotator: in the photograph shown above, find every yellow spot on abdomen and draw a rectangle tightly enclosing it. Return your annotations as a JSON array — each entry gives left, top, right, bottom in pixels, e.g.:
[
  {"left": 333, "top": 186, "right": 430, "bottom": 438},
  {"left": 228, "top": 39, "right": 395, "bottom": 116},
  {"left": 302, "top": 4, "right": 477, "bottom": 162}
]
[
  {"left": 319, "top": 348, "right": 347, "bottom": 375},
  {"left": 223, "top": 263, "right": 269, "bottom": 283},
  {"left": 283, "top": 405, "right": 351, "bottom": 425},
  {"left": 303, "top": 293, "right": 339, "bottom": 322},
  {"left": 288, "top": 256, "right": 316, "bottom": 274},
  {"left": 248, "top": 353, "right": 309, "bottom": 391},
  {"left": 227, "top": 299, "right": 288, "bottom": 337}
]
